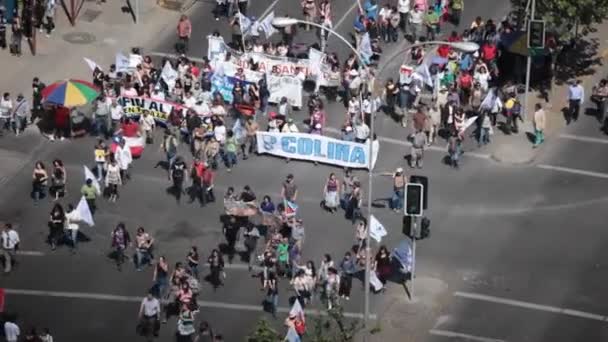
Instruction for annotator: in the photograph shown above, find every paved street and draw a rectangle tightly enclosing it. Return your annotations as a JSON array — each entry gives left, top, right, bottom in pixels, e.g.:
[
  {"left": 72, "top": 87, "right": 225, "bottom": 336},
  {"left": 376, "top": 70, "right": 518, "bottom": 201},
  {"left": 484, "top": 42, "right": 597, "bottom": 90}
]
[{"left": 3, "top": 0, "right": 608, "bottom": 341}]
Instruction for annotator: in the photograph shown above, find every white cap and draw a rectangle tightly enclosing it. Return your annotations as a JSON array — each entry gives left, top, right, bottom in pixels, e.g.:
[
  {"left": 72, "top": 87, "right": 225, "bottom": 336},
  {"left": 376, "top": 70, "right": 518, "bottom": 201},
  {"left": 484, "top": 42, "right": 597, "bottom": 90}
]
[
  {"left": 396, "top": 167, "right": 404, "bottom": 173},
  {"left": 345, "top": 126, "right": 353, "bottom": 132}
]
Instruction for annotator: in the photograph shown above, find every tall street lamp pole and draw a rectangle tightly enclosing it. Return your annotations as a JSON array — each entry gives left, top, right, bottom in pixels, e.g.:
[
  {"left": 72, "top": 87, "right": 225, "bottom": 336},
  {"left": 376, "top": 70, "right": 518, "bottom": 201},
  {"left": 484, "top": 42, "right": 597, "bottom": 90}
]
[{"left": 272, "top": 16, "right": 478, "bottom": 329}]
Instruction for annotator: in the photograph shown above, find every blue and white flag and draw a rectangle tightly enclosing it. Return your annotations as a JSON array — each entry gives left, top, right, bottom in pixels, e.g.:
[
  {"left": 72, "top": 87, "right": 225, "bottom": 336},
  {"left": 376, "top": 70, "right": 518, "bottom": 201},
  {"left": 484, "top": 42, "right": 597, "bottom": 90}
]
[
  {"left": 238, "top": 12, "right": 253, "bottom": 36},
  {"left": 414, "top": 62, "right": 433, "bottom": 88},
  {"left": 260, "top": 11, "right": 277, "bottom": 38},
  {"left": 358, "top": 33, "right": 372, "bottom": 65}
]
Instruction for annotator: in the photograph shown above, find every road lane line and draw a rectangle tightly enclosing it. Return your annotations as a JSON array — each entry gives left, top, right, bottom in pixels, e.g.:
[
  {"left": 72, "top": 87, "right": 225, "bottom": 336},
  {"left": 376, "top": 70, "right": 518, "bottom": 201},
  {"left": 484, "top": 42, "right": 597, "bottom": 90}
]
[
  {"left": 259, "top": 0, "right": 280, "bottom": 20},
  {"left": 323, "top": 127, "right": 492, "bottom": 160},
  {"left": 454, "top": 291, "right": 608, "bottom": 322},
  {"left": 15, "top": 250, "right": 45, "bottom": 256},
  {"left": 429, "top": 329, "right": 505, "bottom": 342},
  {"left": 333, "top": 1, "right": 360, "bottom": 30},
  {"left": 559, "top": 134, "right": 608, "bottom": 144},
  {"left": 536, "top": 164, "right": 608, "bottom": 180},
  {"left": 3, "top": 288, "right": 376, "bottom": 319}
]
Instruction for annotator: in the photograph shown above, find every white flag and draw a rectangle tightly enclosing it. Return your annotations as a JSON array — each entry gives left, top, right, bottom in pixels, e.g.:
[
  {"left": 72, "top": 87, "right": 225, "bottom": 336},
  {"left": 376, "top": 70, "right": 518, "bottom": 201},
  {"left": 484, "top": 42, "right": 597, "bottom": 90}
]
[
  {"left": 369, "top": 215, "right": 387, "bottom": 242},
  {"left": 161, "top": 61, "right": 178, "bottom": 92},
  {"left": 289, "top": 298, "right": 305, "bottom": 321},
  {"left": 260, "top": 11, "right": 277, "bottom": 38},
  {"left": 414, "top": 62, "right": 433, "bottom": 88},
  {"left": 83, "top": 57, "right": 102, "bottom": 71},
  {"left": 76, "top": 196, "right": 95, "bottom": 227},
  {"left": 115, "top": 52, "right": 130, "bottom": 72},
  {"left": 238, "top": 13, "right": 253, "bottom": 36},
  {"left": 358, "top": 33, "right": 372, "bottom": 64},
  {"left": 461, "top": 116, "right": 479, "bottom": 133},
  {"left": 83, "top": 165, "right": 101, "bottom": 194}
]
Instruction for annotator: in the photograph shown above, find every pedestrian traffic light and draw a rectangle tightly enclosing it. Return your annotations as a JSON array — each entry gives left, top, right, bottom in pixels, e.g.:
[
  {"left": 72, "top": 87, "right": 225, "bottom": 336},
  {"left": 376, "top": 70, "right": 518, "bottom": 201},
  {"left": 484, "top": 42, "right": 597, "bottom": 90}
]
[
  {"left": 409, "top": 175, "right": 428, "bottom": 209},
  {"left": 405, "top": 183, "right": 424, "bottom": 217},
  {"left": 419, "top": 217, "right": 431, "bottom": 240},
  {"left": 528, "top": 20, "right": 545, "bottom": 49}
]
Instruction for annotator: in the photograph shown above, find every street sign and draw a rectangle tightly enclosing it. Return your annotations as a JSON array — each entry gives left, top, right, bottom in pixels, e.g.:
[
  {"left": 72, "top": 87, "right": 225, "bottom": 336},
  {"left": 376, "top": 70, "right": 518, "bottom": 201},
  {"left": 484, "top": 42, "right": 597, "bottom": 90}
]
[
  {"left": 404, "top": 183, "right": 424, "bottom": 217},
  {"left": 527, "top": 20, "right": 545, "bottom": 49}
]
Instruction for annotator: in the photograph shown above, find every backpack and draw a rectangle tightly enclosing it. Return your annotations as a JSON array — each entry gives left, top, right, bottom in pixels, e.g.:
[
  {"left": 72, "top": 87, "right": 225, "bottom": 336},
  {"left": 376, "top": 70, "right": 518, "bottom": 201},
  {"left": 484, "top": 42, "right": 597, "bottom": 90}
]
[{"left": 173, "top": 164, "right": 185, "bottom": 179}]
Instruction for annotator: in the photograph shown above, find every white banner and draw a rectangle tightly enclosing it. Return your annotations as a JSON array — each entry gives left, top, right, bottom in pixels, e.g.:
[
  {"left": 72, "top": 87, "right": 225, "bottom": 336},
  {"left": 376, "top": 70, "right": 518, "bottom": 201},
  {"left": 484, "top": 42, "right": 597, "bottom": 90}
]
[
  {"left": 115, "top": 52, "right": 130, "bottom": 73},
  {"left": 267, "top": 75, "right": 303, "bottom": 108},
  {"left": 256, "top": 132, "right": 375, "bottom": 169}
]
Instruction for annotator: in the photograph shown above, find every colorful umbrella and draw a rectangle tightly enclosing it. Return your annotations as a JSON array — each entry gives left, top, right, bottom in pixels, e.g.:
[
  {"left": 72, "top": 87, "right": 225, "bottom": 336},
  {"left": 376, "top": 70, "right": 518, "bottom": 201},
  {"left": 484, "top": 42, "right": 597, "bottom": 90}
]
[{"left": 41, "top": 79, "right": 100, "bottom": 107}]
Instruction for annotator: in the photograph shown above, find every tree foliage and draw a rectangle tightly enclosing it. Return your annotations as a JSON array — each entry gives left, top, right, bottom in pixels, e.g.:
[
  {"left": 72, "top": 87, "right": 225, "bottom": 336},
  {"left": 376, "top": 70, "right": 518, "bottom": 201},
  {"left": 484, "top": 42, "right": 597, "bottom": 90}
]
[
  {"left": 248, "top": 318, "right": 282, "bottom": 342},
  {"left": 524, "top": 0, "right": 608, "bottom": 35}
]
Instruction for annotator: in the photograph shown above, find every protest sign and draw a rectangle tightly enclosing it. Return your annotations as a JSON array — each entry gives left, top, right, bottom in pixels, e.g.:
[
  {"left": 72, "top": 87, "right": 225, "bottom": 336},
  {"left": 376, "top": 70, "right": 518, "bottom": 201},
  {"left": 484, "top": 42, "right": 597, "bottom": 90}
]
[
  {"left": 117, "top": 96, "right": 181, "bottom": 125},
  {"left": 256, "top": 132, "right": 376, "bottom": 169},
  {"left": 267, "top": 75, "right": 303, "bottom": 108},
  {"left": 207, "top": 35, "right": 227, "bottom": 61}
]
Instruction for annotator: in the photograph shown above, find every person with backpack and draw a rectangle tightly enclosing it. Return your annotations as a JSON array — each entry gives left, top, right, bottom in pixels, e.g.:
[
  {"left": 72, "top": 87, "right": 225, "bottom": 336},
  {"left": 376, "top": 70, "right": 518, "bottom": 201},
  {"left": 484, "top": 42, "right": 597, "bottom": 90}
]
[
  {"left": 504, "top": 93, "right": 521, "bottom": 134},
  {"left": 170, "top": 156, "right": 188, "bottom": 203}
]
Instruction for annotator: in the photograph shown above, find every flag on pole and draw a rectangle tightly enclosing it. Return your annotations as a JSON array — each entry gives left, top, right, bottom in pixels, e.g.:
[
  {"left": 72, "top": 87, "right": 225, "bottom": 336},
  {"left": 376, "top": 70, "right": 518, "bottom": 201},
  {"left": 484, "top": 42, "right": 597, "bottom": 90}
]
[
  {"left": 358, "top": 32, "right": 372, "bottom": 64},
  {"left": 83, "top": 166, "right": 101, "bottom": 194},
  {"left": 283, "top": 298, "right": 305, "bottom": 341},
  {"left": 76, "top": 196, "right": 95, "bottom": 227},
  {"left": 161, "top": 61, "right": 178, "bottom": 92},
  {"left": 260, "top": 11, "right": 277, "bottom": 38},
  {"left": 284, "top": 200, "right": 298, "bottom": 217},
  {"left": 461, "top": 116, "right": 479, "bottom": 133},
  {"left": 369, "top": 215, "right": 388, "bottom": 242},
  {"left": 83, "top": 57, "right": 102, "bottom": 71},
  {"left": 414, "top": 62, "right": 433, "bottom": 88},
  {"left": 238, "top": 12, "right": 253, "bottom": 36}
]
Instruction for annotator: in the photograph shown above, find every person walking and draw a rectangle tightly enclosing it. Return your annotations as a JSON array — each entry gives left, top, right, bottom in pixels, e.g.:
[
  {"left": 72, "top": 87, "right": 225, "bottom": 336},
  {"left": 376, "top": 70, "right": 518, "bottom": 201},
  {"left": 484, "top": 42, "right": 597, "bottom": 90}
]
[
  {"left": 338, "top": 252, "right": 357, "bottom": 300},
  {"left": 243, "top": 225, "right": 260, "bottom": 271},
  {"left": 115, "top": 139, "right": 132, "bottom": 183},
  {"left": 533, "top": 103, "right": 546, "bottom": 148},
  {"left": 12, "top": 94, "right": 29, "bottom": 136},
  {"left": 187, "top": 246, "right": 200, "bottom": 280},
  {"left": 81, "top": 178, "right": 99, "bottom": 215},
  {"left": 447, "top": 129, "right": 462, "bottom": 169},
  {"left": 3, "top": 316, "right": 20, "bottom": 342},
  {"left": 111, "top": 223, "right": 131, "bottom": 271},
  {"left": 105, "top": 157, "right": 122, "bottom": 202},
  {"left": 410, "top": 128, "right": 428, "bottom": 168},
  {"left": 135, "top": 227, "right": 154, "bottom": 271},
  {"left": 170, "top": 156, "right": 188, "bottom": 203},
  {"left": 138, "top": 291, "right": 161, "bottom": 342},
  {"left": 159, "top": 129, "right": 179, "bottom": 178},
  {"left": 153, "top": 256, "right": 170, "bottom": 300},
  {"left": 281, "top": 174, "right": 298, "bottom": 203},
  {"left": 94, "top": 140, "right": 107, "bottom": 181},
  {"left": 264, "top": 271, "right": 279, "bottom": 318},
  {"left": 567, "top": 79, "right": 584, "bottom": 124},
  {"left": 0, "top": 92, "right": 13, "bottom": 134},
  {"left": 65, "top": 204, "right": 81, "bottom": 254},
  {"left": 44, "top": 0, "right": 56, "bottom": 37},
  {"left": 48, "top": 203, "right": 65, "bottom": 251},
  {"left": 1, "top": 223, "right": 20, "bottom": 273},
  {"left": 322, "top": 172, "right": 340, "bottom": 212},
  {"left": 176, "top": 15, "right": 192, "bottom": 53},
  {"left": 50, "top": 159, "right": 66, "bottom": 201},
  {"left": 207, "top": 249, "right": 225, "bottom": 290},
  {"left": 31, "top": 161, "right": 48, "bottom": 204}
]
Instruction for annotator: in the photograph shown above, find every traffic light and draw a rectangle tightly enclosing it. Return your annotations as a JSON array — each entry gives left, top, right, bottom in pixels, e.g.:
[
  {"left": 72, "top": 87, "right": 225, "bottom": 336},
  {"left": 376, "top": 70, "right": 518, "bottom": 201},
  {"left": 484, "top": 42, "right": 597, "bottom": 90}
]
[
  {"left": 402, "top": 215, "right": 413, "bottom": 237},
  {"left": 419, "top": 217, "right": 431, "bottom": 240},
  {"left": 405, "top": 183, "right": 423, "bottom": 216},
  {"left": 409, "top": 175, "right": 428, "bottom": 210},
  {"left": 528, "top": 20, "right": 545, "bottom": 49}
]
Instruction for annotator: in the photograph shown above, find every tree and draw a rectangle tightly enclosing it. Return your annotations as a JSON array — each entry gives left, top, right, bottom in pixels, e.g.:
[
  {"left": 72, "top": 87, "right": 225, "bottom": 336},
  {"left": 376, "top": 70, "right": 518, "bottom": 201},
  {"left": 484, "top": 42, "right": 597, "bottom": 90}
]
[
  {"left": 248, "top": 318, "right": 282, "bottom": 342},
  {"left": 513, "top": 0, "right": 608, "bottom": 39},
  {"left": 307, "top": 306, "right": 364, "bottom": 342}
]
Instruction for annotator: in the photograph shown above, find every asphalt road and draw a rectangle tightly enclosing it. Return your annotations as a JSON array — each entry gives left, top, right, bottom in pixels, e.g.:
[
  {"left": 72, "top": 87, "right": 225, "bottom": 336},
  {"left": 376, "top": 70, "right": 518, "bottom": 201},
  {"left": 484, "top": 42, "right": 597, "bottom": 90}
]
[{"left": 4, "top": 1, "right": 608, "bottom": 342}]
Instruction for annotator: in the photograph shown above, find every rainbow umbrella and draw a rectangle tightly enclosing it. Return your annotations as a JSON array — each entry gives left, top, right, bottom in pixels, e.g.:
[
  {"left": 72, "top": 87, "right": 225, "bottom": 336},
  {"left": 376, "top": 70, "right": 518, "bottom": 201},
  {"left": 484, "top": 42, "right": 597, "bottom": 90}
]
[{"left": 41, "top": 79, "right": 100, "bottom": 107}]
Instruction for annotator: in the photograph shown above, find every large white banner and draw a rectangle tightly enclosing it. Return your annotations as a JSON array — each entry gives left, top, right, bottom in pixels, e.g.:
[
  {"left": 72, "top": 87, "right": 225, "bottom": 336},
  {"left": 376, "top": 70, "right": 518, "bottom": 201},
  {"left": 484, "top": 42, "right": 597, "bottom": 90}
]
[
  {"left": 117, "top": 96, "right": 182, "bottom": 124},
  {"left": 267, "top": 75, "right": 303, "bottom": 108},
  {"left": 256, "top": 132, "right": 375, "bottom": 169}
]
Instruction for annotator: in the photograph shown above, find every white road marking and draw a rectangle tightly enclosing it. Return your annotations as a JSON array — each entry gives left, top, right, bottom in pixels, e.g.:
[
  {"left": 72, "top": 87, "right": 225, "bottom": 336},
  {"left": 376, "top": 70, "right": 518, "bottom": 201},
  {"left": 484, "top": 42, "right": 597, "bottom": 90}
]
[
  {"left": 333, "top": 1, "right": 360, "bottom": 30},
  {"left": 323, "top": 127, "right": 492, "bottom": 160},
  {"left": 15, "top": 250, "right": 45, "bottom": 256},
  {"left": 259, "top": 0, "right": 280, "bottom": 20},
  {"left": 559, "top": 134, "right": 608, "bottom": 144},
  {"left": 429, "top": 329, "right": 505, "bottom": 342},
  {"left": 3, "top": 288, "right": 376, "bottom": 319},
  {"left": 454, "top": 291, "right": 608, "bottom": 322},
  {"left": 536, "top": 164, "right": 608, "bottom": 180}
]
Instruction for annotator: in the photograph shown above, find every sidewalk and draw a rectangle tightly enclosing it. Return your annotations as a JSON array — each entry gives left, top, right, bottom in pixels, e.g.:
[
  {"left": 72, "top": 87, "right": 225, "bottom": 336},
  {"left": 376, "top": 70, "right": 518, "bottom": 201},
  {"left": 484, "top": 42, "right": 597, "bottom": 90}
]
[
  {"left": 484, "top": 20, "right": 608, "bottom": 164},
  {"left": 0, "top": 0, "right": 184, "bottom": 180}
]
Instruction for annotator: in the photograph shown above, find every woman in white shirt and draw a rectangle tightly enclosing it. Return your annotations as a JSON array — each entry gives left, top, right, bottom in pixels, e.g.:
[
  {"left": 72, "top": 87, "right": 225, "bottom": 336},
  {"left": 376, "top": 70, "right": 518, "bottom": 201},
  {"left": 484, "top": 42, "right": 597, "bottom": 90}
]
[
  {"left": 105, "top": 158, "right": 122, "bottom": 202},
  {"left": 0, "top": 92, "right": 13, "bottom": 130},
  {"left": 65, "top": 204, "right": 81, "bottom": 253},
  {"left": 474, "top": 65, "right": 491, "bottom": 92}
]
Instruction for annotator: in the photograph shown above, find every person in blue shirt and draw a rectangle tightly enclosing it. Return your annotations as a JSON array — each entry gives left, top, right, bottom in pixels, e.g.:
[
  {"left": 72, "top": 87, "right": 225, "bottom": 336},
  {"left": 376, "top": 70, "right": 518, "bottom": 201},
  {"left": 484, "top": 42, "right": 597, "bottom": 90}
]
[
  {"left": 567, "top": 79, "right": 585, "bottom": 123},
  {"left": 364, "top": 0, "right": 379, "bottom": 21},
  {"left": 260, "top": 195, "right": 275, "bottom": 214},
  {"left": 459, "top": 53, "right": 473, "bottom": 72}
]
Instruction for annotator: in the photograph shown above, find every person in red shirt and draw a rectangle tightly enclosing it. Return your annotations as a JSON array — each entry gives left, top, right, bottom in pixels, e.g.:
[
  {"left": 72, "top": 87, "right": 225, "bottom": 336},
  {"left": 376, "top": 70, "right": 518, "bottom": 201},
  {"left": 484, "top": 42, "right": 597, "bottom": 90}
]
[
  {"left": 120, "top": 117, "right": 140, "bottom": 137},
  {"left": 189, "top": 159, "right": 207, "bottom": 206},
  {"left": 481, "top": 41, "right": 497, "bottom": 67},
  {"left": 54, "top": 105, "right": 70, "bottom": 141},
  {"left": 458, "top": 71, "right": 474, "bottom": 106},
  {"left": 190, "top": 61, "right": 200, "bottom": 79},
  {"left": 202, "top": 165, "right": 215, "bottom": 203},
  {"left": 176, "top": 15, "right": 192, "bottom": 53}
]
